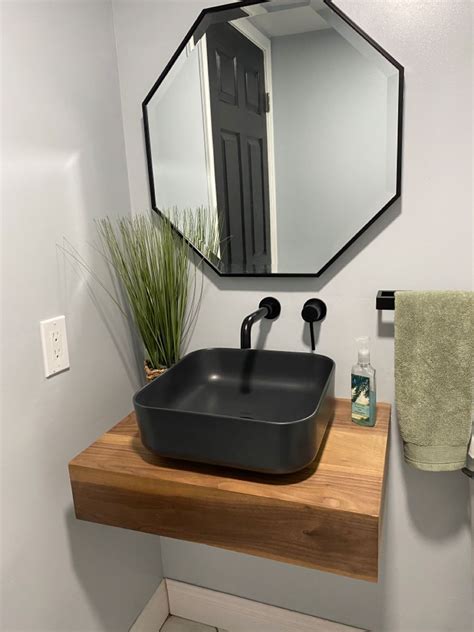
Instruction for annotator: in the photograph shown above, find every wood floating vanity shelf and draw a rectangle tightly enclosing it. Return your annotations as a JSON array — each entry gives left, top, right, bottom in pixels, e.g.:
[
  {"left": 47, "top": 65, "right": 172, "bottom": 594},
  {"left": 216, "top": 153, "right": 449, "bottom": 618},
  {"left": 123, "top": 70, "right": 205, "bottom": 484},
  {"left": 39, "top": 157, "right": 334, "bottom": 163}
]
[{"left": 69, "top": 399, "right": 390, "bottom": 582}]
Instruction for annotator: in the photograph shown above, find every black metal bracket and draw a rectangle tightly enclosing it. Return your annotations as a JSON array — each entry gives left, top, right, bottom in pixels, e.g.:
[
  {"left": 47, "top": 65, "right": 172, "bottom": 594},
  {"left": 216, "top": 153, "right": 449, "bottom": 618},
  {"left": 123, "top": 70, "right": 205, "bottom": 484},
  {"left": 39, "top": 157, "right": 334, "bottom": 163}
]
[{"left": 376, "top": 290, "right": 396, "bottom": 310}]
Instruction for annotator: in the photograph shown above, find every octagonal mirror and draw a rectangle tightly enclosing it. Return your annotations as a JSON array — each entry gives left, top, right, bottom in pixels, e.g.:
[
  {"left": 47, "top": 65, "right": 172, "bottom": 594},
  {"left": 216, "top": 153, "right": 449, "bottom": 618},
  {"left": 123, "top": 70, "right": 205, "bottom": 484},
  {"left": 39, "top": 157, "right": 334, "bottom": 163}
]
[{"left": 143, "top": 0, "right": 403, "bottom": 276}]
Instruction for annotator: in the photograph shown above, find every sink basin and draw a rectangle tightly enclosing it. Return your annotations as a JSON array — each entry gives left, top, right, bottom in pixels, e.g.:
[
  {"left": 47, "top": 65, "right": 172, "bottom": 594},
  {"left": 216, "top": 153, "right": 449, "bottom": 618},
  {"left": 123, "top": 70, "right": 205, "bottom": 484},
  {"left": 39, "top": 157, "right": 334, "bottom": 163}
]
[{"left": 133, "top": 348, "right": 335, "bottom": 474}]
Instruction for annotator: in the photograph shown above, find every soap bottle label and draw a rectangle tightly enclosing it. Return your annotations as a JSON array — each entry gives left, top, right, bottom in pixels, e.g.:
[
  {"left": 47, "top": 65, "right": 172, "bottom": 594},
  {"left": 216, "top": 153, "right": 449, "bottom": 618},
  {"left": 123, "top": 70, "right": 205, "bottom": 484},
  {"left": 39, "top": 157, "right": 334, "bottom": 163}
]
[{"left": 351, "top": 374, "right": 371, "bottom": 424}]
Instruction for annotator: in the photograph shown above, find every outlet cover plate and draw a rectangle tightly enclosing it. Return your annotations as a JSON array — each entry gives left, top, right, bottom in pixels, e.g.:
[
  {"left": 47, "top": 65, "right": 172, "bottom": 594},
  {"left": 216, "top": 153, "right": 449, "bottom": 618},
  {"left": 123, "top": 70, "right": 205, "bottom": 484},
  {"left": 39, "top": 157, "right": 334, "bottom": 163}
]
[{"left": 40, "top": 315, "right": 70, "bottom": 378}]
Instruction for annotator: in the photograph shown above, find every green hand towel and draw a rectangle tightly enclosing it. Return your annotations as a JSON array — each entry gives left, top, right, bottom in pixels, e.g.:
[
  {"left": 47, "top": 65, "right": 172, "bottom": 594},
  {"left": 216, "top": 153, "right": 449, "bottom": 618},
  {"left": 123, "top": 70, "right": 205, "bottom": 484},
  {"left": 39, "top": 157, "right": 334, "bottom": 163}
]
[{"left": 395, "top": 290, "right": 473, "bottom": 471}]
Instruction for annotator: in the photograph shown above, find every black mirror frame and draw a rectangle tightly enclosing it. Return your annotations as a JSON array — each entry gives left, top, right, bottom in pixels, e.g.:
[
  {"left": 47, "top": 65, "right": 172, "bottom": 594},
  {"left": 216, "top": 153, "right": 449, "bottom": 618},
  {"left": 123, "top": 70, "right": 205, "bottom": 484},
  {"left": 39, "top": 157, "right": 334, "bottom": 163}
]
[{"left": 142, "top": 0, "right": 404, "bottom": 278}]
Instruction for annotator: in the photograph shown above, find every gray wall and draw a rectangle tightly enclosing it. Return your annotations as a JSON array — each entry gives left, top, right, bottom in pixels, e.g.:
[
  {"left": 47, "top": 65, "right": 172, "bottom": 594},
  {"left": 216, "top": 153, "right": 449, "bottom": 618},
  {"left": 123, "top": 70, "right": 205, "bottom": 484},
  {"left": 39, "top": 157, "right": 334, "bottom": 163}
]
[
  {"left": 114, "top": 1, "right": 473, "bottom": 631},
  {"left": 1, "top": 1, "right": 162, "bottom": 630},
  {"left": 271, "top": 27, "right": 391, "bottom": 272}
]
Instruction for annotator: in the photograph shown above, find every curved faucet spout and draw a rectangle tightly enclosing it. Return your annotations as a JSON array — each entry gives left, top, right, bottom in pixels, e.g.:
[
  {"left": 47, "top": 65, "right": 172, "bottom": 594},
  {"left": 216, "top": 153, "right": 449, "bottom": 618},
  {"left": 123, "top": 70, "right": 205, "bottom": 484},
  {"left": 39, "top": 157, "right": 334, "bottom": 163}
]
[
  {"left": 240, "top": 297, "right": 281, "bottom": 350},
  {"left": 240, "top": 307, "right": 268, "bottom": 349}
]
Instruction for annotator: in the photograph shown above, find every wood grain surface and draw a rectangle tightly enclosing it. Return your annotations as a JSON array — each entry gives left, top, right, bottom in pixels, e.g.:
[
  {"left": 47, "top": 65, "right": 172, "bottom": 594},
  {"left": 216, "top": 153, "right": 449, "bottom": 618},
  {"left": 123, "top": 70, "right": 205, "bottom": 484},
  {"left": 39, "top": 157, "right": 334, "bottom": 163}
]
[{"left": 69, "top": 399, "right": 390, "bottom": 581}]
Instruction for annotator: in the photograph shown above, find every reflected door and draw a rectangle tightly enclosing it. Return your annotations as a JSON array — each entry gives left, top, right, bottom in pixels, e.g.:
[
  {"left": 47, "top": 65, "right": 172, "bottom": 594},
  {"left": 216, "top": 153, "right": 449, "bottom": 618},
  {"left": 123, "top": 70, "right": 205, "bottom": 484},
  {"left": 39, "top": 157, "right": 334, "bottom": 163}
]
[{"left": 206, "top": 22, "right": 271, "bottom": 271}]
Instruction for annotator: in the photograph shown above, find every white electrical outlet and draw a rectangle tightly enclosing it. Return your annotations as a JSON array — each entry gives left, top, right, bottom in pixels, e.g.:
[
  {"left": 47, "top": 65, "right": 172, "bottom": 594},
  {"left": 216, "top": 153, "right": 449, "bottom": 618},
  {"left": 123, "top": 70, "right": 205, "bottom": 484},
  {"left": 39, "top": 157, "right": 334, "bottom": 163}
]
[{"left": 40, "top": 315, "right": 70, "bottom": 378}]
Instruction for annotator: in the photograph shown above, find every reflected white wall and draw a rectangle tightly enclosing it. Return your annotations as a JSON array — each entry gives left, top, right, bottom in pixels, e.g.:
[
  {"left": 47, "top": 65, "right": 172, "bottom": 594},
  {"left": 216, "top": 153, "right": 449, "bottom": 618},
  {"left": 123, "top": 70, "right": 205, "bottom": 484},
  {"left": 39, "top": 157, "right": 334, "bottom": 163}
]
[
  {"left": 148, "top": 46, "right": 211, "bottom": 212},
  {"left": 271, "top": 27, "right": 391, "bottom": 272}
]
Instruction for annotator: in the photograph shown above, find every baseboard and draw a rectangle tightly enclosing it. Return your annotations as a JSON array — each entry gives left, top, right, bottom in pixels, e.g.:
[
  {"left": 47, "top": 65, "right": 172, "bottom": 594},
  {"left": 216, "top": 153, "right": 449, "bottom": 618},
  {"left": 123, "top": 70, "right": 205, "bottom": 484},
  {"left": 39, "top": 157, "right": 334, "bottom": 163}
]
[
  {"left": 129, "top": 579, "right": 169, "bottom": 632},
  {"left": 166, "top": 579, "right": 362, "bottom": 632}
]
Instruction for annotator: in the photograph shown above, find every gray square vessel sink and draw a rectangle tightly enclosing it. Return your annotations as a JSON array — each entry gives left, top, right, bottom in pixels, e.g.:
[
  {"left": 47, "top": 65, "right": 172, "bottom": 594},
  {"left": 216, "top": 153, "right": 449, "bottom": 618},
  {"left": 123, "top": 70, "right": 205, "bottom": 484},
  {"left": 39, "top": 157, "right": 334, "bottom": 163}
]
[{"left": 133, "top": 348, "right": 335, "bottom": 474}]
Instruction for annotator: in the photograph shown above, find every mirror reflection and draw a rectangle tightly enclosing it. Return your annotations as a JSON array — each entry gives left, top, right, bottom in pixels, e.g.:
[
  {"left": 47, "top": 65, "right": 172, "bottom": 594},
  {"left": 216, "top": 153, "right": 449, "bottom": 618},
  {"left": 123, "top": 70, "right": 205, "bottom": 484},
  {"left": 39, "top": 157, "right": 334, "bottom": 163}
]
[{"left": 144, "top": 0, "right": 402, "bottom": 275}]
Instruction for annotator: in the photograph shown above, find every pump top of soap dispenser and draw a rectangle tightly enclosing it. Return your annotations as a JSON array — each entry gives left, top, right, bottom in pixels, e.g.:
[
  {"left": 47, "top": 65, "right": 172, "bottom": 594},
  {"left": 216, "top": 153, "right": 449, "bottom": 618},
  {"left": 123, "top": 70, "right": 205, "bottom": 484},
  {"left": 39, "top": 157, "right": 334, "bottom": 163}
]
[{"left": 356, "top": 336, "right": 370, "bottom": 365}]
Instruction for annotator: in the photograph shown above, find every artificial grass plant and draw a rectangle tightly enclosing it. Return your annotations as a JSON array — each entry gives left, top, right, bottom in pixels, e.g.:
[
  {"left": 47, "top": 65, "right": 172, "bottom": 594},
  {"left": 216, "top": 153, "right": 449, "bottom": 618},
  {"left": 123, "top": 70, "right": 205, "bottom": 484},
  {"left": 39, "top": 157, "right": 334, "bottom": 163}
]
[{"left": 96, "top": 211, "right": 214, "bottom": 370}]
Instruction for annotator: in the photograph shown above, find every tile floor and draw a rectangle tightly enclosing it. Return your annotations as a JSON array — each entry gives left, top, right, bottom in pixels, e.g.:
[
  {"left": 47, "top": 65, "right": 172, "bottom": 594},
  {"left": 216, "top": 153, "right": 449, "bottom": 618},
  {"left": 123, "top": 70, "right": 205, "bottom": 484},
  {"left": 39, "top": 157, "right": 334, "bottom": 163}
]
[{"left": 160, "top": 615, "right": 227, "bottom": 632}]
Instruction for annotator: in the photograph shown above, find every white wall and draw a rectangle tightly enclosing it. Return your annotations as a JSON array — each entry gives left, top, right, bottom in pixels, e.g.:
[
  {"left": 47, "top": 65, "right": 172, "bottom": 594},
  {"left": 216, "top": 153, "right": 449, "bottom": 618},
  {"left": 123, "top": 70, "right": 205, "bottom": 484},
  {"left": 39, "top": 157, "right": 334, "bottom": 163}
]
[
  {"left": 114, "top": 1, "right": 472, "bottom": 631},
  {"left": 1, "top": 1, "right": 162, "bottom": 630}
]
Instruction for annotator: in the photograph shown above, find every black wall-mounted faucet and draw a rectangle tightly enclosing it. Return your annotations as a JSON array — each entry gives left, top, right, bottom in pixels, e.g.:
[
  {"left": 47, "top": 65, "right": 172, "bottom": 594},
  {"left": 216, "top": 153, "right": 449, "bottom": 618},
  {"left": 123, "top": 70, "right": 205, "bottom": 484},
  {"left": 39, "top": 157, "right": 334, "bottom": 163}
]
[
  {"left": 240, "top": 297, "right": 281, "bottom": 349},
  {"left": 301, "top": 298, "right": 327, "bottom": 351}
]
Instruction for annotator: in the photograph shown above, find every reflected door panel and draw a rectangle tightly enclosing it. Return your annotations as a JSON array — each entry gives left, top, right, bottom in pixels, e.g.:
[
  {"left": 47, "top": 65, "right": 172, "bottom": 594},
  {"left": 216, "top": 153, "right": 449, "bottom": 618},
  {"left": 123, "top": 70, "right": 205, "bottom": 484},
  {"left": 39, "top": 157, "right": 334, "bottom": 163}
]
[{"left": 206, "top": 22, "right": 271, "bottom": 272}]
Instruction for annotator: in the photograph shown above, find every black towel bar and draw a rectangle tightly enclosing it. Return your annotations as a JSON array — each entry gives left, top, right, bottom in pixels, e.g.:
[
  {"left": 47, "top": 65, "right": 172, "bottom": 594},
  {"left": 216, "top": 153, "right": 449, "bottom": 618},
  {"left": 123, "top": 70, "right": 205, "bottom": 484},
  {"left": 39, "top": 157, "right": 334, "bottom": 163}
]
[{"left": 376, "top": 290, "right": 397, "bottom": 310}]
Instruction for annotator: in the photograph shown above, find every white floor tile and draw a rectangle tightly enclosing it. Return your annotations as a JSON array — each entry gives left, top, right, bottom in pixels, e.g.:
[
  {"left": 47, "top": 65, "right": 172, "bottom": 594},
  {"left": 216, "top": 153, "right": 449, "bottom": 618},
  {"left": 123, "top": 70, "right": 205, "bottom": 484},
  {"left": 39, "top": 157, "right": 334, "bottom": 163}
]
[{"left": 160, "top": 615, "right": 219, "bottom": 632}]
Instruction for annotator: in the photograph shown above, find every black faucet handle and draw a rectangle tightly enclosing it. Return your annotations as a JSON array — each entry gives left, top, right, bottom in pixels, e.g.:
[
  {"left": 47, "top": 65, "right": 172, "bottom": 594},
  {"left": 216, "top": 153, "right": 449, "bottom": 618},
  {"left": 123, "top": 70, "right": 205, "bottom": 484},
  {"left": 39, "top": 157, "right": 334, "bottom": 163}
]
[
  {"left": 301, "top": 299, "right": 327, "bottom": 352},
  {"left": 259, "top": 296, "right": 281, "bottom": 320},
  {"left": 301, "top": 298, "right": 327, "bottom": 323}
]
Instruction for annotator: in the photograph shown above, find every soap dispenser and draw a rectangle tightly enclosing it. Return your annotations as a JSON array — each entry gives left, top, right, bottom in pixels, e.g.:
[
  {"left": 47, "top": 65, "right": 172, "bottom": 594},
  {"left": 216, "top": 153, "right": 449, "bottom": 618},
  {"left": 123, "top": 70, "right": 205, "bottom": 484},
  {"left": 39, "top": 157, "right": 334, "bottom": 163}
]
[{"left": 351, "top": 337, "right": 376, "bottom": 426}]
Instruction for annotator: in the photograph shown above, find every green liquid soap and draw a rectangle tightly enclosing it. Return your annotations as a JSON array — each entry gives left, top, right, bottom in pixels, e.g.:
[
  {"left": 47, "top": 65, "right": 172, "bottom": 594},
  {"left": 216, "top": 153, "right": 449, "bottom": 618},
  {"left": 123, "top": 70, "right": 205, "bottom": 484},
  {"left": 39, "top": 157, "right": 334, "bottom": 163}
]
[{"left": 351, "top": 336, "right": 376, "bottom": 427}]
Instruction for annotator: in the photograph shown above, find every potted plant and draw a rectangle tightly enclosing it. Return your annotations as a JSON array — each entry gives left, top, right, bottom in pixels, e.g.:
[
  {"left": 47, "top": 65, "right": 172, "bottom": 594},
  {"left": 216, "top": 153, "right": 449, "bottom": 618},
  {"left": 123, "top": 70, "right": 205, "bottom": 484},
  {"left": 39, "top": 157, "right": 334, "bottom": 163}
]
[{"left": 94, "top": 210, "right": 217, "bottom": 380}]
